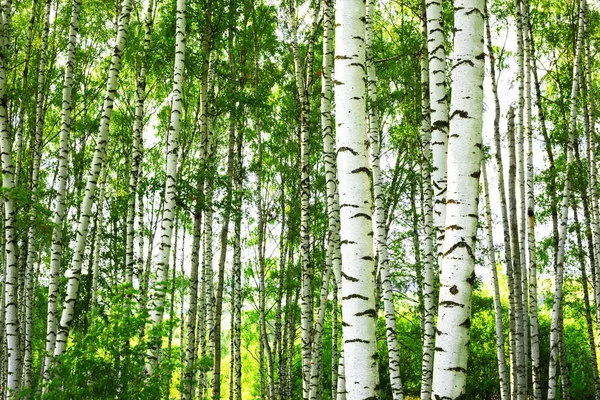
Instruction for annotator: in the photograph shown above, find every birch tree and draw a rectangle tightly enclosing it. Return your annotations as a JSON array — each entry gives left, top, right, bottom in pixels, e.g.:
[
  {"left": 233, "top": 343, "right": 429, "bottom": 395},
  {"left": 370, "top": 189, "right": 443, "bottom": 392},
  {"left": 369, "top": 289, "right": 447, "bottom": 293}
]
[
  {"left": 53, "top": 0, "right": 133, "bottom": 361},
  {"left": 547, "top": 1, "right": 584, "bottom": 398},
  {"left": 42, "top": 0, "right": 81, "bottom": 385},
  {"left": 365, "top": 0, "right": 403, "bottom": 397},
  {"left": 419, "top": 2, "right": 436, "bottom": 398},
  {"left": 335, "top": 1, "right": 379, "bottom": 398},
  {"left": 146, "top": 0, "right": 186, "bottom": 376},
  {"left": 22, "top": 0, "right": 52, "bottom": 390},
  {"left": 431, "top": 0, "right": 484, "bottom": 398},
  {"left": 0, "top": 0, "right": 20, "bottom": 396}
]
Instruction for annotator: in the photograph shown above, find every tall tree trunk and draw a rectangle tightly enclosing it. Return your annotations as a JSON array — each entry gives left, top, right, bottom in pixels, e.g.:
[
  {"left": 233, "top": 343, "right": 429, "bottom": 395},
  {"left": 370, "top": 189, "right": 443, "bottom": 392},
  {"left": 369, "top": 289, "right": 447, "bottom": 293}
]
[
  {"left": 126, "top": 0, "right": 154, "bottom": 287},
  {"left": 547, "top": 2, "right": 584, "bottom": 398},
  {"left": 289, "top": 2, "right": 319, "bottom": 396},
  {"left": 482, "top": 163, "right": 510, "bottom": 400},
  {"left": 0, "top": 0, "right": 19, "bottom": 395},
  {"left": 521, "top": 1, "right": 542, "bottom": 397},
  {"left": 365, "top": 0, "right": 403, "bottom": 397},
  {"left": 418, "top": 3, "right": 436, "bottom": 397},
  {"left": 53, "top": 0, "right": 132, "bottom": 361},
  {"left": 21, "top": 0, "right": 52, "bottom": 391},
  {"left": 335, "top": 2, "right": 379, "bottom": 398},
  {"left": 41, "top": 0, "right": 81, "bottom": 385},
  {"left": 514, "top": 3, "right": 530, "bottom": 396},
  {"left": 507, "top": 105, "right": 526, "bottom": 400},
  {"left": 146, "top": 0, "right": 186, "bottom": 375},
  {"left": 425, "top": 0, "right": 449, "bottom": 275},
  {"left": 431, "top": 1, "right": 484, "bottom": 398}
]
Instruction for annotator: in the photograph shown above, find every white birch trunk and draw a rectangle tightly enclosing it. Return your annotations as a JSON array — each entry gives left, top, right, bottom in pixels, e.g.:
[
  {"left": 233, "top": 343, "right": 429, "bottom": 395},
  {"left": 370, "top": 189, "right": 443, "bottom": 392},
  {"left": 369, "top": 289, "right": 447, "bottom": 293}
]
[
  {"left": 53, "top": 0, "right": 132, "bottom": 361},
  {"left": 365, "top": 0, "right": 403, "bottom": 397},
  {"left": 146, "top": 0, "right": 186, "bottom": 375},
  {"left": 431, "top": 0, "right": 484, "bottom": 398},
  {"left": 126, "top": 0, "right": 154, "bottom": 286},
  {"left": 22, "top": 0, "right": 52, "bottom": 390},
  {"left": 514, "top": 5, "right": 529, "bottom": 397},
  {"left": 41, "top": 0, "right": 81, "bottom": 384},
  {"left": 508, "top": 105, "right": 526, "bottom": 400},
  {"left": 0, "top": 0, "right": 20, "bottom": 395},
  {"left": 522, "top": 0, "right": 541, "bottom": 397},
  {"left": 419, "top": 4, "right": 436, "bottom": 397},
  {"left": 425, "top": 0, "right": 449, "bottom": 265},
  {"left": 289, "top": 3, "right": 318, "bottom": 396},
  {"left": 547, "top": 1, "right": 584, "bottom": 398},
  {"left": 335, "top": 2, "right": 379, "bottom": 398}
]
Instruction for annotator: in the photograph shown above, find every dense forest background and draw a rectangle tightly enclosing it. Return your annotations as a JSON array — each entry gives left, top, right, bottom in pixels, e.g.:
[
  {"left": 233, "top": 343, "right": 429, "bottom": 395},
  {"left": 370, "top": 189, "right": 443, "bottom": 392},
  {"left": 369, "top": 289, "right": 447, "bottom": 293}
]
[{"left": 0, "top": 0, "right": 598, "bottom": 398}]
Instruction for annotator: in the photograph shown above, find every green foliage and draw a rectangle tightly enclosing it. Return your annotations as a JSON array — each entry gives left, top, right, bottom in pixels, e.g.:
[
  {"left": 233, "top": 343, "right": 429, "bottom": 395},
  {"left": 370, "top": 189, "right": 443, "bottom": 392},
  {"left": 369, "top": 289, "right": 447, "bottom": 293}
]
[{"left": 39, "top": 287, "right": 170, "bottom": 399}]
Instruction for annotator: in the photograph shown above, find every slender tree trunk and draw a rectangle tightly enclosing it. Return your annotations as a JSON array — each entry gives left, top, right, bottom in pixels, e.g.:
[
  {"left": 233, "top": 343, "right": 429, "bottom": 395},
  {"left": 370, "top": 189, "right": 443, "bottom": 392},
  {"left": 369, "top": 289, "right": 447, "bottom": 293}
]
[
  {"left": 521, "top": 1, "right": 541, "bottom": 397},
  {"left": 289, "top": 2, "right": 319, "bottom": 396},
  {"left": 431, "top": 1, "right": 484, "bottom": 398},
  {"left": 418, "top": 3, "right": 436, "bottom": 397},
  {"left": 425, "top": 0, "right": 449, "bottom": 276},
  {"left": 53, "top": 0, "right": 132, "bottom": 361},
  {"left": 547, "top": 2, "right": 584, "bottom": 398},
  {"left": 41, "top": 0, "right": 81, "bottom": 385},
  {"left": 482, "top": 163, "right": 510, "bottom": 400},
  {"left": 0, "top": 1, "right": 21, "bottom": 396},
  {"left": 335, "top": 2, "right": 379, "bottom": 398},
  {"left": 146, "top": 0, "right": 186, "bottom": 375},
  {"left": 126, "top": 0, "right": 154, "bottom": 287},
  {"left": 508, "top": 105, "right": 526, "bottom": 400},
  {"left": 21, "top": 0, "right": 52, "bottom": 391},
  {"left": 365, "top": 0, "right": 403, "bottom": 397},
  {"left": 514, "top": 3, "right": 529, "bottom": 395}
]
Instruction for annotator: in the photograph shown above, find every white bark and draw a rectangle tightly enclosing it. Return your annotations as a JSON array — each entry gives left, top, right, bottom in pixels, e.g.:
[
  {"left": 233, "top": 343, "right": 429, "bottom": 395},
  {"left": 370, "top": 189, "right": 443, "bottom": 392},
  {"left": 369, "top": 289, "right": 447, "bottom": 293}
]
[
  {"left": 22, "top": 0, "right": 52, "bottom": 390},
  {"left": 146, "top": 0, "right": 186, "bottom": 375},
  {"left": 425, "top": 0, "right": 449, "bottom": 265},
  {"left": 53, "top": 0, "right": 132, "bottom": 360},
  {"left": 514, "top": 4, "right": 530, "bottom": 396},
  {"left": 289, "top": 3, "right": 319, "bottom": 396},
  {"left": 126, "top": 0, "right": 154, "bottom": 286},
  {"left": 547, "top": 1, "right": 584, "bottom": 398},
  {"left": 0, "top": 0, "right": 19, "bottom": 395},
  {"left": 42, "top": 0, "right": 81, "bottom": 384},
  {"left": 365, "top": 0, "right": 403, "bottom": 397},
  {"left": 522, "top": 0, "right": 541, "bottom": 397},
  {"left": 335, "top": 1, "right": 379, "bottom": 398},
  {"left": 431, "top": 0, "right": 484, "bottom": 398},
  {"left": 419, "top": 3, "right": 436, "bottom": 398}
]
